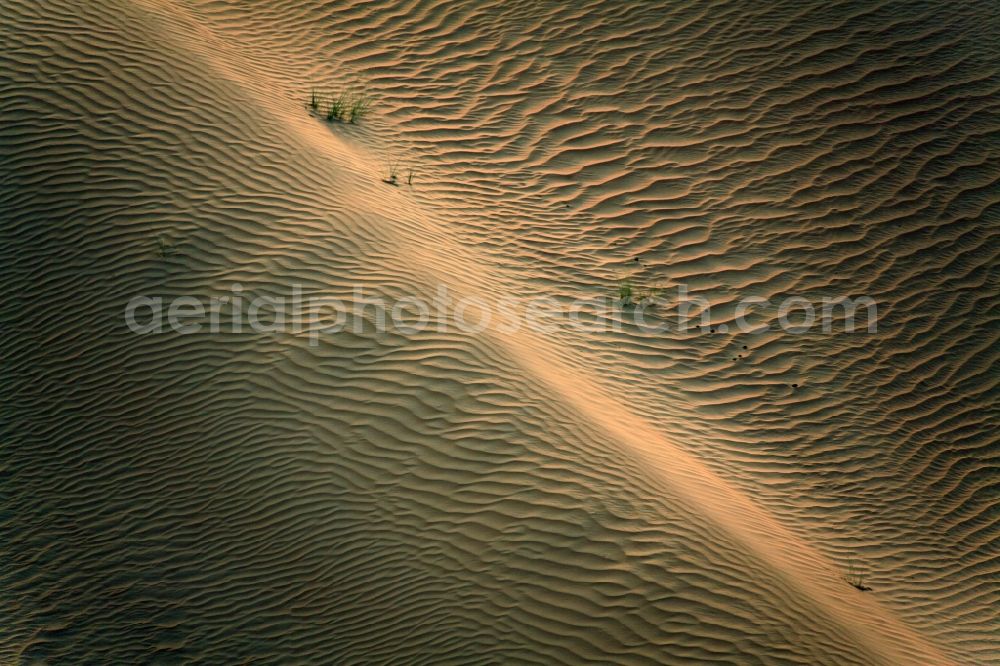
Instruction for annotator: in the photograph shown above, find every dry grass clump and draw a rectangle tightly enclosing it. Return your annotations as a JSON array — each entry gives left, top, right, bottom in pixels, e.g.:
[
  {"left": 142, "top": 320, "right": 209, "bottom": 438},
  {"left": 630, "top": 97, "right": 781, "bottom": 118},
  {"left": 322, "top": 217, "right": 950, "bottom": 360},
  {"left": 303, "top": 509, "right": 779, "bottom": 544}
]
[
  {"left": 382, "top": 157, "right": 401, "bottom": 186},
  {"left": 845, "top": 559, "right": 872, "bottom": 592}
]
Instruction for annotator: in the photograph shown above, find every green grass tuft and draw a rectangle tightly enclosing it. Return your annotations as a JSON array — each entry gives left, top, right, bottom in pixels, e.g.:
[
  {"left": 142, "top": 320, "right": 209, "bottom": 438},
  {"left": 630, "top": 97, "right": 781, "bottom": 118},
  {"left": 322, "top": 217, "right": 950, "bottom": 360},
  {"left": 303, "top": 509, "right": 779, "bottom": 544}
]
[
  {"left": 618, "top": 280, "right": 634, "bottom": 307},
  {"left": 348, "top": 94, "right": 371, "bottom": 123},
  {"left": 308, "top": 89, "right": 374, "bottom": 124},
  {"left": 325, "top": 91, "right": 349, "bottom": 122}
]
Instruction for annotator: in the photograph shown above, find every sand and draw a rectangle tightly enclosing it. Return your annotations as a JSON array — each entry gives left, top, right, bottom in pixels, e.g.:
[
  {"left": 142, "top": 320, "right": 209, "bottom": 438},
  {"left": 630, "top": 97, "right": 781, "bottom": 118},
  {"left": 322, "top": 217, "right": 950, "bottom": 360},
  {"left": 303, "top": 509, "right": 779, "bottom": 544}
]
[{"left": 1, "top": 0, "right": 998, "bottom": 663}]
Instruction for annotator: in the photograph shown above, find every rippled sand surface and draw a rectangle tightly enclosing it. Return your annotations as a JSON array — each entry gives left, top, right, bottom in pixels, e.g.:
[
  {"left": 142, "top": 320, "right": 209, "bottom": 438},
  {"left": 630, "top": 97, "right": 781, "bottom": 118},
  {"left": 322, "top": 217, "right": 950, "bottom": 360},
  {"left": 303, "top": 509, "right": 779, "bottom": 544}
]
[{"left": 2, "top": 0, "right": 998, "bottom": 663}]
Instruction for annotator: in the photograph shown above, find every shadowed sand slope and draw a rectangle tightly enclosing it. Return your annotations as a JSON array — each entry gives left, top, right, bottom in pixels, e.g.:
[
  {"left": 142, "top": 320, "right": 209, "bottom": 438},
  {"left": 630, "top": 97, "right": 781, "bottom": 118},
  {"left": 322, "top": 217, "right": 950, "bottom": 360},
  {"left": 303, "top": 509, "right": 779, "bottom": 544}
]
[{"left": 1, "top": 0, "right": 998, "bottom": 663}]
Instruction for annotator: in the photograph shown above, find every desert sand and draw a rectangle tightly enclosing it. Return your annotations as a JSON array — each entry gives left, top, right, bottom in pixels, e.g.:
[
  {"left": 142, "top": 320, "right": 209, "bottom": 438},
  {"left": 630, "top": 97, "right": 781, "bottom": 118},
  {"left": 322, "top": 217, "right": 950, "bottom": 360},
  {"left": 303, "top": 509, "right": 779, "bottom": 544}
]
[{"left": 1, "top": 0, "right": 998, "bottom": 663}]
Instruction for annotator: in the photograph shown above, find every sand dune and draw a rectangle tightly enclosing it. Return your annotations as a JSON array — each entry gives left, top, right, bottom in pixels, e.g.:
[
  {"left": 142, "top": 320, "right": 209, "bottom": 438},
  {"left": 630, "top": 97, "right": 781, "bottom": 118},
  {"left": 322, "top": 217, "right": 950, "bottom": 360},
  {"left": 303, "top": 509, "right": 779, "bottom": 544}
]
[{"left": 2, "top": 0, "right": 997, "bottom": 663}]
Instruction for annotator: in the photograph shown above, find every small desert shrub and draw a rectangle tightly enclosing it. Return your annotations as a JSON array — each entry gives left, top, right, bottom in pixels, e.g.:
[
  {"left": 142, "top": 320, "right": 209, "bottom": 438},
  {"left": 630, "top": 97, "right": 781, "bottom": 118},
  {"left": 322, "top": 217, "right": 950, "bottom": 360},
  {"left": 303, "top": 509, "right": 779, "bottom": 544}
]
[{"left": 309, "top": 89, "right": 320, "bottom": 112}]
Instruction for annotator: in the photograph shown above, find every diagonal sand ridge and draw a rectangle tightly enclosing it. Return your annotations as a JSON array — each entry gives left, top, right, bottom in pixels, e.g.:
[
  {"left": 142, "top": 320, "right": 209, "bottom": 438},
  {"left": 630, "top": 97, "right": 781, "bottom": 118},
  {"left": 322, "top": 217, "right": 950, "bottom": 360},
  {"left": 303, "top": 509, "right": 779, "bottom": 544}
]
[{"left": 1, "top": 0, "right": 995, "bottom": 663}]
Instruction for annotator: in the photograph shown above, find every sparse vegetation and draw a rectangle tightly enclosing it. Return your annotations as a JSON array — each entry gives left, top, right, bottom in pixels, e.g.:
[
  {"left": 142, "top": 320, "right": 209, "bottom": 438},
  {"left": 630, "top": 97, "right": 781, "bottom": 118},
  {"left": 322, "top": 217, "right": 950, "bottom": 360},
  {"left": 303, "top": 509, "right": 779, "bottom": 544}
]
[
  {"left": 156, "top": 235, "right": 176, "bottom": 258},
  {"left": 407, "top": 169, "right": 414, "bottom": 186},
  {"left": 845, "top": 559, "right": 872, "bottom": 592},
  {"left": 348, "top": 94, "right": 371, "bottom": 123},
  {"left": 326, "top": 91, "right": 349, "bottom": 121},
  {"left": 616, "top": 277, "right": 666, "bottom": 307},
  {"left": 618, "top": 280, "right": 634, "bottom": 307},
  {"left": 306, "top": 89, "right": 373, "bottom": 124},
  {"left": 383, "top": 157, "right": 400, "bottom": 186}
]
